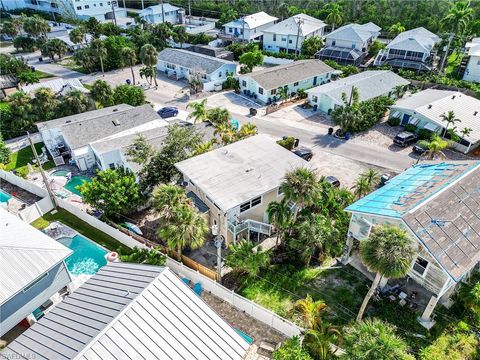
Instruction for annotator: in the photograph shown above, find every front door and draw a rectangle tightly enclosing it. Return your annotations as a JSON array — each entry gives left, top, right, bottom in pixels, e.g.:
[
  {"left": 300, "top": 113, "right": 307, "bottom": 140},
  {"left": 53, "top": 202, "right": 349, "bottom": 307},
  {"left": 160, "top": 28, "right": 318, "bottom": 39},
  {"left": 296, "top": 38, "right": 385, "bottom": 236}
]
[
  {"left": 77, "top": 158, "right": 87, "bottom": 171},
  {"left": 313, "top": 76, "right": 318, "bottom": 86},
  {"left": 401, "top": 113, "right": 411, "bottom": 125}
]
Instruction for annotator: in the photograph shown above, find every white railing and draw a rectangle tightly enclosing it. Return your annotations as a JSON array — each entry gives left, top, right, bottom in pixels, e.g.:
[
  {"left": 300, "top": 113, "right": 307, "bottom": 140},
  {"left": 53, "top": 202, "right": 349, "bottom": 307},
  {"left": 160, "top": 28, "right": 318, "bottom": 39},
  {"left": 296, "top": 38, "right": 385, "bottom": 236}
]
[
  {"left": 228, "top": 219, "right": 273, "bottom": 237},
  {"left": 166, "top": 257, "right": 303, "bottom": 338}
]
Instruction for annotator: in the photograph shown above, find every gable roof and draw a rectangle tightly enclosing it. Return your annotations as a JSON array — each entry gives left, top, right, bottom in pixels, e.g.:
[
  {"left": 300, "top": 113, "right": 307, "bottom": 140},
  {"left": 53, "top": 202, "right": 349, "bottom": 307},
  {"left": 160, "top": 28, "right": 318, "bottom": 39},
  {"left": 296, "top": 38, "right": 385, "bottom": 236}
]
[
  {"left": 325, "top": 23, "right": 380, "bottom": 43},
  {"left": 263, "top": 13, "right": 325, "bottom": 36},
  {"left": 2, "top": 263, "right": 249, "bottom": 360},
  {"left": 307, "top": 70, "right": 409, "bottom": 104},
  {"left": 387, "top": 27, "right": 440, "bottom": 53},
  {"left": 224, "top": 11, "right": 277, "bottom": 30},
  {"left": 175, "top": 134, "right": 309, "bottom": 212},
  {"left": 0, "top": 208, "right": 72, "bottom": 304},
  {"left": 158, "top": 48, "right": 236, "bottom": 75},
  {"left": 346, "top": 162, "right": 480, "bottom": 281},
  {"left": 37, "top": 105, "right": 165, "bottom": 150},
  {"left": 21, "top": 78, "right": 88, "bottom": 96},
  {"left": 140, "top": 3, "right": 180, "bottom": 15},
  {"left": 243, "top": 59, "right": 333, "bottom": 90},
  {"left": 392, "top": 89, "right": 480, "bottom": 143}
]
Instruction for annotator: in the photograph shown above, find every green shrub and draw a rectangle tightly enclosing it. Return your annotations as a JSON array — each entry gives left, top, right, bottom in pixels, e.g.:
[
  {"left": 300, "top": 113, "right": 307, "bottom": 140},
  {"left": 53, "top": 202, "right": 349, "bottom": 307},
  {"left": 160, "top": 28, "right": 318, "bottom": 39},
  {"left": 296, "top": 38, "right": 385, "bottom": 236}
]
[
  {"left": 222, "top": 76, "right": 239, "bottom": 90},
  {"left": 277, "top": 136, "right": 296, "bottom": 150},
  {"left": 417, "top": 128, "right": 434, "bottom": 140},
  {"left": 404, "top": 124, "right": 417, "bottom": 133},
  {"left": 416, "top": 139, "right": 430, "bottom": 148},
  {"left": 387, "top": 117, "right": 401, "bottom": 126}
]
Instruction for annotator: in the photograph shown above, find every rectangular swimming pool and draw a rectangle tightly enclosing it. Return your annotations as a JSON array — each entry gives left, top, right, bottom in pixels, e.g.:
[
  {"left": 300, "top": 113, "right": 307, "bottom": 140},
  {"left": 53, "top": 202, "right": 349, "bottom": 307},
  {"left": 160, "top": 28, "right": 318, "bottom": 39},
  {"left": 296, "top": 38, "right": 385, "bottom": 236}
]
[
  {"left": 57, "top": 234, "right": 108, "bottom": 275},
  {"left": 0, "top": 189, "right": 12, "bottom": 203}
]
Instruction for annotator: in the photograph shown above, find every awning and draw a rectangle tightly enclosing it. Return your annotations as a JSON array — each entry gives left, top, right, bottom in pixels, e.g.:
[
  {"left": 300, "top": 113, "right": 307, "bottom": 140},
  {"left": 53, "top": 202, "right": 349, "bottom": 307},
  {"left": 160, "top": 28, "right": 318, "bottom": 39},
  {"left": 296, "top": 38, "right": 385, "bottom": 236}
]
[
  {"left": 408, "top": 117, "right": 420, "bottom": 125},
  {"left": 391, "top": 111, "right": 400, "bottom": 118},
  {"left": 424, "top": 122, "right": 440, "bottom": 132}
]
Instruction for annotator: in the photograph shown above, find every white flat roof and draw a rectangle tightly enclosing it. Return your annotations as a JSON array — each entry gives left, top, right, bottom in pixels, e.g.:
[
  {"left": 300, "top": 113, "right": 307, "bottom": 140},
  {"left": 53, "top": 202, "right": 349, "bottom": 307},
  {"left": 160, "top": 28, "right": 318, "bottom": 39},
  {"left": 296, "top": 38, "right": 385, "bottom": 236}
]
[
  {"left": 0, "top": 208, "right": 72, "bottom": 304},
  {"left": 175, "top": 134, "right": 310, "bottom": 211}
]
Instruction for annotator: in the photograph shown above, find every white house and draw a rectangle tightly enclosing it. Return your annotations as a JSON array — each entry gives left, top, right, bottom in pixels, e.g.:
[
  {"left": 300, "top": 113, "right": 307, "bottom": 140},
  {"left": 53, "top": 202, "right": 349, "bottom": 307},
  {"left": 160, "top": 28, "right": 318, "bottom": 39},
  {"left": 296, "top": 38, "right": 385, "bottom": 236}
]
[
  {"left": 463, "top": 38, "right": 480, "bottom": 83},
  {"left": 307, "top": 70, "right": 409, "bottom": 114},
  {"left": 36, "top": 104, "right": 169, "bottom": 172},
  {"left": 175, "top": 134, "right": 309, "bottom": 244},
  {"left": 344, "top": 161, "right": 480, "bottom": 324},
  {"left": 374, "top": 27, "right": 441, "bottom": 70},
  {"left": 239, "top": 59, "right": 334, "bottom": 104},
  {"left": 0, "top": 208, "right": 72, "bottom": 337},
  {"left": 2, "top": 262, "right": 251, "bottom": 359},
  {"left": 222, "top": 11, "right": 277, "bottom": 42},
  {"left": 157, "top": 48, "right": 237, "bottom": 90},
  {"left": 4, "top": 0, "right": 127, "bottom": 21},
  {"left": 316, "top": 22, "right": 381, "bottom": 65},
  {"left": 262, "top": 14, "right": 326, "bottom": 54},
  {"left": 139, "top": 3, "right": 184, "bottom": 25},
  {"left": 21, "top": 78, "right": 89, "bottom": 96},
  {"left": 390, "top": 89, "right": 480, "bottom": 153}
]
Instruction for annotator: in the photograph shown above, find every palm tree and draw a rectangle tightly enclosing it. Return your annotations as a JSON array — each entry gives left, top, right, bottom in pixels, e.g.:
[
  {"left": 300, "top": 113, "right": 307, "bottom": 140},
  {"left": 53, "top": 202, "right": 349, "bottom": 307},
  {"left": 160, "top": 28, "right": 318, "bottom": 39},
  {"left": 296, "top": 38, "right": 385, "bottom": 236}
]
[
  {"left": 193, "top": 139, "right": 216, "bottom": 156},
  {"left": 153, "top": 184, "right": 190, "bottom": 223},
  {"left": 442, "top": 0, "right": 473, "bottom": 36},
  {"left": 292, "top": 294, "right": 327, "bottom": 330},
  {"left": 33, "top": 87, "right": 59, "bottom": 120},
  {"left": 352, "top": 177, "right": 370, "bottom": 199},
  {"left": 331, "top": 87, "right": 362, "bottom": 136},
  {"left": 303, "top": 325, "right": 343, "bottom": 360},
  {"left": 361, "top": 169, "right": 380, "bottom": 189},
  {"left": 266, "top": 199, "right": 292, "bottom": 245},
  {"left": 281, "top": 168, "right": 318, "bottom": 223},
  {"left": 140, "top": 43, "right": 159, "bottom": 87},
  {"left": 121, "top": 47, "right": 137, "bottom": 84},
  {"left": 278, "top": 2, "right": 289, "bottom": 20},
  {"left": 460, "top": 127, "right": 473, "bottom": 139},
  {"left": 119, "top": 246, "right": 166, "bottom": 265},
  {"left": 139, "top": 66, "right": 155, "bottom": 85},
  {"left": 424, "top": 135, "right": 449, "bottom": 160},
  {"left": 173, "top": 26, "right": 187, "bottom": 48},
  {"left": 277, "top": 86, "right": 289, "bottom": 104},
  {"left": 214, "top": 122, "right": 236, "bottom": 145},
  {"left": 388, "top": 22, "right": 405, "bottom": 36},
  {"left": 440, "top": 110, "right": 461, "bottom": 137},
  {"left": 225, "top": 240, "right": 271, "bottom": 277},
  {"left": 207, "top": 107, "right": 230, "bottom": 126},
  {"left": 356, "top": 225, "right": 416, "bottom": 321},
  {"left": 61, "top": 90, "right": 90, "bottom": 115},
  {"left": 237, "top": 122, "right": 258, "bottom": 139},
  {"left": 91, "top": 39, "right": 106, "bottom": 76},
  {"left": 392, "top": 84, "right": 406, "bottom": 99},
  {"left": 69, "top": 27, "right": 85, "bottom": 45},
  {"left": 187, "top": 99, "right": 208, "bottom": 123},
  {"left": 325, "top": 3, "right": 343, "bottom": 32}
]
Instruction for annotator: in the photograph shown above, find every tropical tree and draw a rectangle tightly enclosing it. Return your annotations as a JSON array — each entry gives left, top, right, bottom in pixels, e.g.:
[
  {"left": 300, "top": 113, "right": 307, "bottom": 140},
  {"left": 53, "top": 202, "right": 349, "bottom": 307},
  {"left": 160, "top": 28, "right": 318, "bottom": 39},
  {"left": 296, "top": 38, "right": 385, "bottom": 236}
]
[
  {"left": 121, "top": 47, "right": 137, "bottom": 84},
  {"left": 151, "top": 22, "right": 173, "bottom": 49},
  {"left": 32, "top": 87, "right": 59, "bottom": 120},
  {"left": 325, "top": 3, "right": 343, "bottom": 32},
  {"left": 278, "top": 2, "right": 290, "bottom": 21},
  {"left": 460, "top": 127, "right": 473, "bottom": 140},
  {"left": 7, "top": 91, "right": 34, "bottom": 130},
  {"left": 239, "top": 49, "right": 264, "bottom": 73},
  {"left": 119, "top": 247, "right": 166, "bottom": 266},
  {"left": 152, "top": 184, "right": 191, "bottom": 223},
  {"left": 0, "top": 133, "right": 11, "bottom": 166},
  {"left": 22, "top": 15, "right": 49, "bottom": 38},
  {"left": 342, "top": 318, "right": 414, "bottom": 360},
  {"left": 277, "top": 86, "right": 289, "bottom": 104},
  {"left": 125, "top": 134, "right": 154, "bottom": 165},
  {"left": 1, "top": 21, "right": 20, "bottom": 37},
  {"left": 173, "top": 26, "right": 188, "bottom": 48},
  {"left": 357, "top": 225, "right": 416, "bottom": 321},
  {"left": 113, "top": 84, "right": 146, "bottom": 106},
  {"left": 139, "top": 65, "right": 155, "bottom": 85},
  {"left": 424, "top": 135, "right": 450, "bottom": 160},
  {"left": 303, "top": 324, "right": 343, "bottom": 360},
  {"left": 214, "top": 122, "right": 237, "bottom": 145},
  {"left": 192, "top": 139, "right": 216, "bottom": 156},
  {"left": 440, "top": 110, "right": 461, "bottom": 137},
  {"left": 85, "top": 17, "right": 101, "bottom": 38},
  {"left": 79, "top": 167, "right": 142, "bottom": 217},
  {"left": 91, "top": 39, "right": 107, "bottom": 75},
  {"left": 442, "top": 0, "right": 473, "bottom": 36},
  {"left": 353, "top": 169, "right": 380, "bottom": 198},
  {"left": 187, "top": 99, "right": 208, "bottom": 123},
  {"left": 267, "top": 199, "right": 292, "bottom": 245},
  {"left": 292, "top": 294, "right": 327, "bottom": 330},
  {"left": 393, "top": 84, "right": 407, "bottom": 98},
  {"left": 388, "top": 22, "right": 406, "bottom": 35},
  {"left": 90, "top": 80, "right": 114, "bottom": 107},
  {"left": 237, "top": 122, "right": 258, "bottom": 139},
  {"left": 274, "top": 336, "right": 313, "bottom": 360},
  {"left": 281, "top": 168, "right": 318, "bottom": 223},
  {"left": 69, "top": 27, "right": 86, "bottom": 45},
  {"left": 301, "top": 36, "right": 324, "bottom": 57},
  {"left": 331, "top": 87, "right": 363, "bottom": 135},
  {"left": 207, "top": 107, "right": 230, "bottom": 126},
  {"left": 140, "top": 43, "right": 159, "bottom": 87},
  {"left": 13, "top": 36, "right": 37, "bottom": 52},
  {"left": 59, "top": 90, "right": 91, "bottom": 116},
  {"left": 225, "top": 240, "right": 271, "bottom": 277},
  {"left": 16, "top": 71, "right": 40, "bottom": 85},
  {"left": 458, "top": 281, "right": 480, "bottom": 317}
]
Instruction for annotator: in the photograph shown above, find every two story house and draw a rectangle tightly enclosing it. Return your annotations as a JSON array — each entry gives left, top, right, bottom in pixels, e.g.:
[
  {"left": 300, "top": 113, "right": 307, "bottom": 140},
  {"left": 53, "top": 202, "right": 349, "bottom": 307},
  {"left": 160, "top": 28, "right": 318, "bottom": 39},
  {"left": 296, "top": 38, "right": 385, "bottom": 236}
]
[
  {"left": 139, "top": 3, "right": 183, "bottom": 24},
  {"left": 463, "top": 38, "right": 480, "bottom": 83},
  {"left": 344, "top": 161, "right": 480, "bottom": 325},
  {"left": 316, "top": 22, "right": 381, "bottom": 65},
  {"left": 175, "top": 134, "right": 309, "bottom": 244},
  {"left": 223, "top": 11, "right": 277, "bottom": 42},
  {"left": 262, "top": 14, "right": 326, "bottom": 54}
]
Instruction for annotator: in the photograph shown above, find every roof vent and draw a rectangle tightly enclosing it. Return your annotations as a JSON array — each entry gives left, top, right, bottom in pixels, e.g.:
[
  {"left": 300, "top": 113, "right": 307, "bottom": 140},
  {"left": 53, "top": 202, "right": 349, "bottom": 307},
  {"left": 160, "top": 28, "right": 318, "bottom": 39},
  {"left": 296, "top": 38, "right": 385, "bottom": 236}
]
[
  {"left": 452, "top": 95, "right": 456, "bottom": 99},
  {"left": 245, "top": 168, "right": 254, "bottom": 173},
  {"left": 474, "top": 111, "right": 478, "bottom": 116},
  {"left": 65, "top": 120, "right": 71, "bottom": 123},
  {"left": 112, "top": 108, "right": 118, "bottom": 112},
  {"left": 112, "top": 119, "right": 120, "bottom": 126},
  {"left": 428, "top": 104, "right": 432, "bottom": 109}
]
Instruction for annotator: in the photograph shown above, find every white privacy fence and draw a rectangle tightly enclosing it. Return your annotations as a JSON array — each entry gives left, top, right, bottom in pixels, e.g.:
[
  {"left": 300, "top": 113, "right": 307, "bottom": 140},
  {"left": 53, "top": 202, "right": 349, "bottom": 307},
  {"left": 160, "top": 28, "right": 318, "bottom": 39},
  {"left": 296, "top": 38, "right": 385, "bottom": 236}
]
[
  {"left": 18, "top": 197, "right": 55, "bottom": 223},
  {"left": 0, "top": 170, "right": 48, "bottom": 198},
  {"left": 166, "top": 257, "right": 304, "bottom": 338}
]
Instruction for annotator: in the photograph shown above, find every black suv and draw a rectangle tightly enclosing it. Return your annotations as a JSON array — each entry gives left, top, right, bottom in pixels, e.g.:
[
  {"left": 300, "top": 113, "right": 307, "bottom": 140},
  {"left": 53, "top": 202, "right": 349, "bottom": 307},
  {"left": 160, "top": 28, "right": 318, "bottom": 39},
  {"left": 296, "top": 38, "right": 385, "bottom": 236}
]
[
  {"left": 412, "top": 141, "right": 428, "bottom": 155},
  {"left": 293, "top": 147, "right": 313, "bottom": 161},
  {"left": 393, "top": 131, "right": 418, "bottom": 147}
]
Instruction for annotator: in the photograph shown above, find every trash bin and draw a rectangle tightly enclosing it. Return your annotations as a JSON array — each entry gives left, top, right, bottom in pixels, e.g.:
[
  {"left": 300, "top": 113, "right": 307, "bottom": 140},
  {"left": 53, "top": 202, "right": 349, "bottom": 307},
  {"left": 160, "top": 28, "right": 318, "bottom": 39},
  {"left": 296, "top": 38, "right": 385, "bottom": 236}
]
[
  {"left": 328, "top": 127, "right": 334, "bottom": 135},
  {"left": 345, "top": 132, "right": 351, "bottom": 140},
  {"left": 313, "top": 104, "right": 318, "bottom": 111},
  {"left": 30, "top": 66, "right": 35, "bottom": 72},
  {"left": 38, "top": 57, "right": 43, "bottom": 62},
  {"left": 294, "top": 138, "right": 299, "bottom": 147},
  {"left": 249, "top": 108, "right": 257, "bottom": 116},
  {"left": 126, "top": 79, "right": 131, "bottom": 85}
]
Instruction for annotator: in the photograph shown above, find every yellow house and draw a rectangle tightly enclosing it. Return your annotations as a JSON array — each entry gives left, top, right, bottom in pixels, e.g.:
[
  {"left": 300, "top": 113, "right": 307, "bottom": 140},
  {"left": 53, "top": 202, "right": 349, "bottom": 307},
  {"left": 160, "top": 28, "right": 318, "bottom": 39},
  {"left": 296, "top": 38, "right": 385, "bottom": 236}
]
[{"left": 175, "top": 134, "right": 309, "bottom": 244}]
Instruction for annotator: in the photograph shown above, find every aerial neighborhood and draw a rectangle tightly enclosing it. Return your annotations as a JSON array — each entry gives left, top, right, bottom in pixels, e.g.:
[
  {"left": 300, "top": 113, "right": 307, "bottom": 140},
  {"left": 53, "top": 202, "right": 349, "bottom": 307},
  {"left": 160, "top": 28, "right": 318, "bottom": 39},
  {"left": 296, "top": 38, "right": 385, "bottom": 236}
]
[{"left": 1, "top": 1, "right": 480, "bottom": 359}]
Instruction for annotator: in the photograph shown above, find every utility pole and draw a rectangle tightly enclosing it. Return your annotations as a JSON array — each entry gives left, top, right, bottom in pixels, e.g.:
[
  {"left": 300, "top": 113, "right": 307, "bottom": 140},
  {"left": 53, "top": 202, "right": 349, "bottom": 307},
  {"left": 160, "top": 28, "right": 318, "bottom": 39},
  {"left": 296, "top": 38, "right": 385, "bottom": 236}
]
[
  {"left": 188, "top": 0, "right": 191, "bottom": 17},
  {"left": 111, "top": 0, "right": 118, "bottom": 26},
  {"left": 439, "top": 33, "right": 454, "bottom": 74},
  {"left": 242, "top": 15, "right": 246, "bottom": 43},
  {"left": 141, "top": 0, "right": 144, "bottom": 10},
  {"left": 28, "top": 133, "right": 57, "bottom": 209},
  {"left": 212, "top": 213, "right": 224, "bottom": 284},
  {"left": 294, "top": 17, "right": 304, "bottom": 56},
  {"left": 160, "top": 0, "right": 165, "bottom": 23}
]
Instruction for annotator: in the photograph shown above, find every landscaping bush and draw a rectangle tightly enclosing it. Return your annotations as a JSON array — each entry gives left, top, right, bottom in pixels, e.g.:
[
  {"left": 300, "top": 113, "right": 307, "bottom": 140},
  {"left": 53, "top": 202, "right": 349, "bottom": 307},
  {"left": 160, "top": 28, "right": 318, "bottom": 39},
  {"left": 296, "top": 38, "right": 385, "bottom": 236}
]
[
  {"left": 222, "top": 76, "right": 239, "bottom": 91},
  {"left": 404, "top": 124, "right": 418, "bottom": 133},
  {"left": 417, "top": 128, "right": 434, "bottom": 140},
  {"left": 387, "top": 117, "right": 401, "bottom": 126},
  {"left": 323, "top": 59, "right": 359, "bottom": 77},
  {"left": 277, "top": 136, "right": 296, "bottom": 150}
]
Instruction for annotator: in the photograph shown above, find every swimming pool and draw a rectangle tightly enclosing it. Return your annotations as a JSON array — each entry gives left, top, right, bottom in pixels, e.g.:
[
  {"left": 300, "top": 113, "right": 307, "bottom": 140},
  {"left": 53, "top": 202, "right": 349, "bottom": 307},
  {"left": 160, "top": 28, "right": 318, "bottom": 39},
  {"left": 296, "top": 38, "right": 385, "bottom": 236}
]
[
  {"left": 234, "top": 328, "right": 254, "bottom": 344},
  {"left": 58, "top": 234, "right": 108, "bottom": 275},
  {"left": 51, "top": 169, "right": 69, "bottom": 177},
  {"left": 0, "top": 189, "right": 12, "bottom": 203},
  {"left": 64, "top": 176, "right": 91, "bottom": 196}
]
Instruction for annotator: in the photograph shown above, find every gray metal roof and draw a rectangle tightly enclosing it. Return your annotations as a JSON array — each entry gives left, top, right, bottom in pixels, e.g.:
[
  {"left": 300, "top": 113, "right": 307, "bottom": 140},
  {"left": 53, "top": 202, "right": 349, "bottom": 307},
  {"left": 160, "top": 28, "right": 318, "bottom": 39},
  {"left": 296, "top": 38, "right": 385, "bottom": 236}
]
[
  {"left": 387, "top": 27, "right": 440, "bottom": 53},
  {"left": 325, "top": 23, "right": 379, "bottom": 43},
  {"left": 1, "top": 263, "right": 249, "bottom": 360},
  {"left": 158, "top": 48, "right": 236, "bottom": 75},
  {"left": 262, "top": 13, "right": 325, "bottom": 36},
  {"left": 243, "top": 60, "right": 334, "bottom": 90},
  {"left": 307, "top": 70, "right": 410, "bottom": 105},
  {"left": 21, "top": 78, "right": 88, "bottom": 96}
]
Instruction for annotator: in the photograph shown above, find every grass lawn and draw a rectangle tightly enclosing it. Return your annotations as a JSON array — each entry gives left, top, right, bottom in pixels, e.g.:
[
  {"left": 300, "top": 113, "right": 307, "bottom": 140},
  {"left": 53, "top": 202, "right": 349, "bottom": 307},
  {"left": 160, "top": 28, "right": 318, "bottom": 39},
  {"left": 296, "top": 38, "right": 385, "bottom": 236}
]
[
  {"left": 31, "top": 208, "right": 129, "bottom": 253},
  {"left": 445, "top": 51, "right": 462, "bottom": 80},
  {"left": 57, "top": 57, "right": 88, "bottom": 74},
  {"left": 5, "top": 142, "right": 54, "bottom": 176},
  {"left": 34, "top": 70, "right": 54, "bottom": 79}
]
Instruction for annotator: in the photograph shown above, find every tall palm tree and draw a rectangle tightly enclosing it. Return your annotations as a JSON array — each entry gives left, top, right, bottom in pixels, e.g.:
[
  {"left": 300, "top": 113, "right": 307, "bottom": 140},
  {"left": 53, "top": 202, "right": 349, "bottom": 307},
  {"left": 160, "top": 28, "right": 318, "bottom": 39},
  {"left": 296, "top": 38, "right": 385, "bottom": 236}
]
[
  {"left": 281, "top": 168, "right": 318, "bottom": 223},
  {"left": 303, "top": 325, "right": 343, "bottom": 360},
  {"left": 207, "top": 107, "right": 230, "bottom": 126},
  {"left": 392, "top": 84, "right": 406, "bottom": 99},
  {"left": 292, "top": 294, "right": 327, "bottom": 330},
  {"left": 440, "top": 110, "right": 461, "bottom": 137},
  {"left": 173, "top": 26, "right": 187, "bottom": 48},
  {"left": 266, "top": 199, "right": 292, "bottom": 245},
  {"left": 442, "top": 0, "right": 473, "bottom": 36},
  {"left": 388, "top": 22, "right": 405, "bottom": 36},
  {"left": 325, "top": 3, "right": 343, "bottom": 32},
  {"left": 187, "top": 99, "right": 208, "bottom": 123},
  {"left": 91, "top": 39, "right": 106, "bottom": 76},
  {"left": 140, "top": 43, "right": 159, "bottom": 87},
  {"left": 139, "top": 66, "right": 155, "bottom": 85},
  {"left": 121, "top": 47, "right": 137, "bottom": 84},
  {"left": 61, "top": 90, "right": 90, "bottom": 116},
  {"left": 237, "top": 122, "right": 258, "bottom": 139},
  {"left": 225, "top": 240, "right": 271, "bottom": 277},
  {"left": 361, "top": 169, "right": 380, "bottom": 189},
  {"left": 153, "top": 184, "right": 190, "bottom": 223},
  {"left": 69, "top": 27, "right": 85, "bottom": 45},
  {"left": 278, "top": 2, "right": 289, "bottom": 20},
  {"left": 425, "top": 135, "right": 449, "bottom": 160},
  {"left": 352, "top": 177, "right": 370, "bottom": 199},
  {"left": 356, "top": 225, "right": 416, "bottom": 321}
]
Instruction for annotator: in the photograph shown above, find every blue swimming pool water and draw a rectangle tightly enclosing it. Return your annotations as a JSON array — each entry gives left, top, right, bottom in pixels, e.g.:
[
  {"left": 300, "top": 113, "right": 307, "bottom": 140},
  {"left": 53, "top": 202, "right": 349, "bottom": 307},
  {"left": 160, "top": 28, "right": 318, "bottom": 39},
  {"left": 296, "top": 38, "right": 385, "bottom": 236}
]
[
  {"left": 58, "top": 234, "right": 108, "bottom": 275},
  {"left": 64, "top": 176, "right": 91, "bottom": 196},
  {"left": 51, "top": 169, "right": 69, "bottom": 177},
  {"left": 234, "top": 328, "right": 254, "bottom": 344},
  {"left": 0, "top": 189, "right": 12, "bottom": 203}
]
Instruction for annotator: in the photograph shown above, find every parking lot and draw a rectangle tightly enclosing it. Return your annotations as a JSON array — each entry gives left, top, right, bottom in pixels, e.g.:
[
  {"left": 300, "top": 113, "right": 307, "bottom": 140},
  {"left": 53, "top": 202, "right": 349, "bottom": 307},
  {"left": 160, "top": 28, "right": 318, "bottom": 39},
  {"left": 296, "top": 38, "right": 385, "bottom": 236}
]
[{"left": 207, "top": 91, "right": 262, "bottom": 115}]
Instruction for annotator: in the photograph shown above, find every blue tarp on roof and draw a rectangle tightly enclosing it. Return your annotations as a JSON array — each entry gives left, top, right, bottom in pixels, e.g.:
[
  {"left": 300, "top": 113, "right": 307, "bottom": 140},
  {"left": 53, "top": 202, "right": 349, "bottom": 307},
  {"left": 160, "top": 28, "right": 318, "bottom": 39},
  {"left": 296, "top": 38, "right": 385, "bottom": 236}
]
[{"left": 346, "top": 162, "right": 480, "bottom": 218}]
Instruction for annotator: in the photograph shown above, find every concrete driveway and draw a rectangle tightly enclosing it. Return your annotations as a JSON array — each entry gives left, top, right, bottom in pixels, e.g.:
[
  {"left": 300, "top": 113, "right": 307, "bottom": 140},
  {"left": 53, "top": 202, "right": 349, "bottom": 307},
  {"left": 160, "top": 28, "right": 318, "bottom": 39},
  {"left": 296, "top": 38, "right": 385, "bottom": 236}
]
[{"left": 207, "top": 91, "right": 262, "bottom": 116}]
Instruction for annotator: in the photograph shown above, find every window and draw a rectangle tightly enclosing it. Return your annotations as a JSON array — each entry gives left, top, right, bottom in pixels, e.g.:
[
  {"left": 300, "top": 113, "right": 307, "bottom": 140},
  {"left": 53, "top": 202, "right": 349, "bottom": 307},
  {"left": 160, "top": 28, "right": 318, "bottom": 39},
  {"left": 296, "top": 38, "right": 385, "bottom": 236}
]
[
  {"left": 413, "top": 256, "right": 428, "bottom": 276},
  {"left": 332, "top": 40, "right": 336, "bottom": 46},
  {"left": 77, "top": 6, "right": 81, "bottom": 9},
  {"left": 218, "top": 72, "right": 222, "bottom": 78},
  {"left": 293, "top": 81, "right": 298, "bottom": 86},
  {"left": 84, "top": 4, "right": 89, "bottom": 9},
  {"left": 289, "top": 39, "right": 293, "bottom": 44},
  {"left": 239, "top": 196, "right": 262, "bottom": 213},
  {"left": 351, "top": 43, "right": 356, "bottom": 49},
  {"left": 281, "top": 36, "right": 287, "bottom": 42},
  {"left": 23, "top": 272, "right": 49, "bottom": 292},
  {"left": 100, "top": 2, "right": 103, "bottom": 6},
  {"left": 477, "top": 59, "right": 480, "bottom": 65},
  {"left": 166, "top": 63, "right": 175, "bottom": 70},
  {"left": 229, "top": 28, "right": 233, "bottom": 33},
  {"left": 311, "top": 95, "right": 318, "bottom": 103},
  {"left": 277, "top": 187, "right": 283, "bottom": 196},
  {"left": 270, "top": 88, "right": 276, "bottom": 95},
  {"left": 273, "top": 34, "right": 276, "bottom": 41},
  {"left": 259, "top": 87, "right": 264, "bottom": 94},
  {"left": 242, "top": 80, "right": 247, "bottom": 87},
  {"left": 109, "top": 163, "right": 115, "bottom": 169}
]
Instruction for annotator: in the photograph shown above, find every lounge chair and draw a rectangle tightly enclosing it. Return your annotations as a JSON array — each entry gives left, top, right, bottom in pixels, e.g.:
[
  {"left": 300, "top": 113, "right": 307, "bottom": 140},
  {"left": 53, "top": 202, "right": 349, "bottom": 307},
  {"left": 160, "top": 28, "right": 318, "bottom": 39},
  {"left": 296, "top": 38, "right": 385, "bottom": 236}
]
[
  {"left": 193, "top": 282, "right": 202, "bottom": 296},
  {"left": 182, "top": 277, "right": 191, "bottom": 286}
]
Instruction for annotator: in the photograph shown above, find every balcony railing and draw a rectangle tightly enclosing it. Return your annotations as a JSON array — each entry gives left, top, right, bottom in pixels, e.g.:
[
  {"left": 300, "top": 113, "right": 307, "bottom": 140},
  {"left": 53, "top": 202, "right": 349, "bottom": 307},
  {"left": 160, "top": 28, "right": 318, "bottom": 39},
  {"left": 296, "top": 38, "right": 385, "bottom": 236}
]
[{"left": 228, "top": 219, "right": 273, "bottom": 238}]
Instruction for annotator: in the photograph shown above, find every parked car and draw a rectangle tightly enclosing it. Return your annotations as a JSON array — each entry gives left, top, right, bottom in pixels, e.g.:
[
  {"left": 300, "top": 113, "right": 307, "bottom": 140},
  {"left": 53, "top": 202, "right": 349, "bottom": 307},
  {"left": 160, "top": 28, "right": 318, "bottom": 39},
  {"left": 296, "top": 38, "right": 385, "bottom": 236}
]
[
  {"left": 325, "top": 176, "right": 340, "bottom": 187},
  {"left": 412, "top": 140, "right": 428, "bottom": 155},
  {"left": 157, "top": 107, "right": 179, "bottom": 118},
  {"left": 393, "top": 131, "right": 418, "bottom": 147},
  {"left": 293, "top": 147, "right": 313, "bottom": 161}
]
